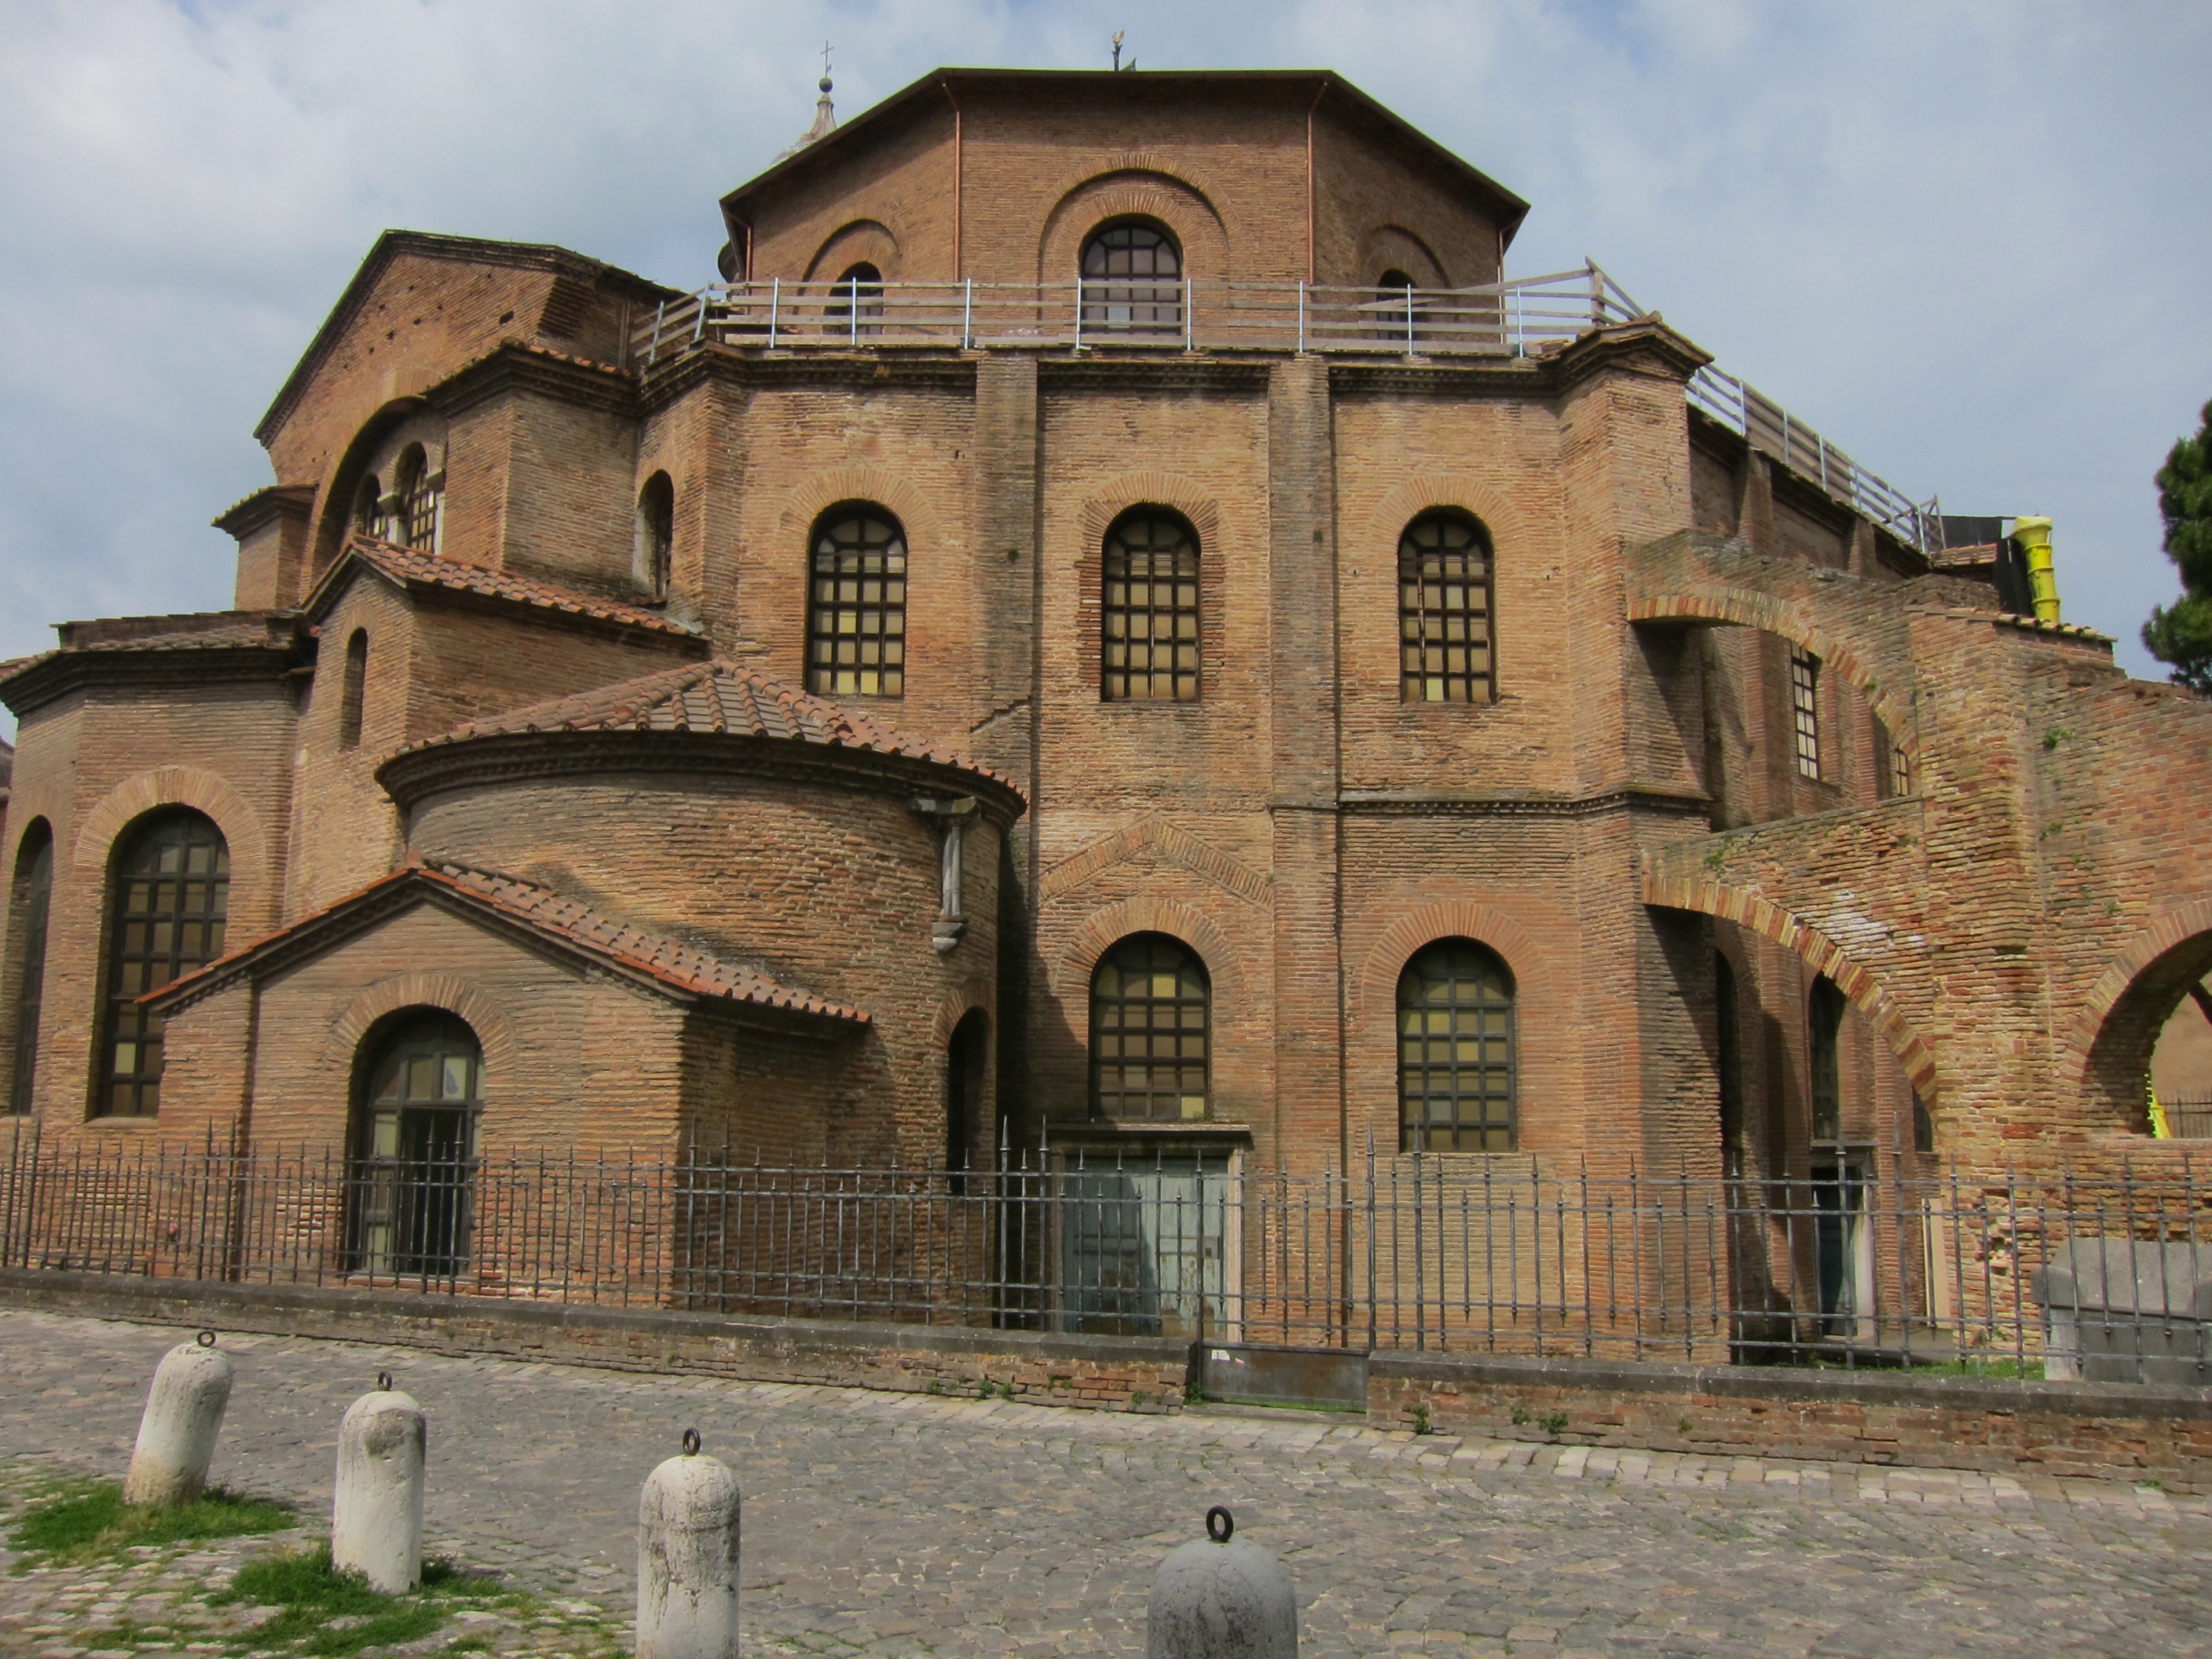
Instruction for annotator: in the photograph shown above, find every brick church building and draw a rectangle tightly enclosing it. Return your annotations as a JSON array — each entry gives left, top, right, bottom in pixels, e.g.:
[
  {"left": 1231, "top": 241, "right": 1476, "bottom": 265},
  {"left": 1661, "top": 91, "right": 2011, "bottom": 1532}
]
[{"left": 3, "top": 68, "right": 2210, "bottom": 1314}]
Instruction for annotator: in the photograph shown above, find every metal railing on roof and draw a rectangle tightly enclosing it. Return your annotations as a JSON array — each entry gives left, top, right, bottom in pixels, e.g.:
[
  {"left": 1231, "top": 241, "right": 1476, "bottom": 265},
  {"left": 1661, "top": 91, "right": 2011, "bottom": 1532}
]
[{"left": 629, "top": 261, "right": 1941, "bottom": 557}]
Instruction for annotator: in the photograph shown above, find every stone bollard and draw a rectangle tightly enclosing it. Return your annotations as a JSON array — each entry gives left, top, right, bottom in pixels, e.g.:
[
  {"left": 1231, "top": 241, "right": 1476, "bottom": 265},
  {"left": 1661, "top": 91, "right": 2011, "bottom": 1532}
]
[
  {"left": 637, "top": 1427, "right": 742, "bottom": 1659},
  {"left": 1147, "top": 1507, "right": 1298, "bottom": 1659},
  {"left": 332, "top": 1372, "right": 426, "bottom": 1593},
  {"left": 122, "top": 1330, "right": 234, "bottom": 1508}
]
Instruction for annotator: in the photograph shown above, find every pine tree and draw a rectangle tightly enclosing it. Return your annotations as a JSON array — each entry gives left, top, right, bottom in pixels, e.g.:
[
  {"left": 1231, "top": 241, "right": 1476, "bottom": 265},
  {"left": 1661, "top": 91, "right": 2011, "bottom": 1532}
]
[{"left": 2144, "top": 398, "right": 2212, "bottom": 694}]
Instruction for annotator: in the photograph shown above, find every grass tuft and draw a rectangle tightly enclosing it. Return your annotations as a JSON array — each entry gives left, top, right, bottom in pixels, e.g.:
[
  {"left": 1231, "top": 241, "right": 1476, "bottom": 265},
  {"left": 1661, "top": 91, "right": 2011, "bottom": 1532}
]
[
  {"left": 210, "top": 1543, "right": 504, "bottom": 1656},
  {"left": 9, "top": 1481, "right": 292, "bottom": 1563}
]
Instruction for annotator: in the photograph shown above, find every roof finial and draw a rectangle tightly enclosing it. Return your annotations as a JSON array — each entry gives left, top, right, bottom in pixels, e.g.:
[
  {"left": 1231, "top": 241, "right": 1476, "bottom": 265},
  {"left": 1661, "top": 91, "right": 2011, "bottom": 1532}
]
[
  {"left": 1111, "top": 31, "right": 1132, "bottom": 71},
  {"left": 803, "top": 42, "right": 837, "bottom": 143}
]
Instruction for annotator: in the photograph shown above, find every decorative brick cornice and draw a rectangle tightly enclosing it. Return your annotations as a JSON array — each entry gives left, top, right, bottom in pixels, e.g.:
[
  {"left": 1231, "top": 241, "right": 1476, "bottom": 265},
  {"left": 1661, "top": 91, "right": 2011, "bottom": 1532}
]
[
  {"left": 0, "top": 613, "right": 313, "bottom": 719},
  {"left": 1335, "top": 786, "right": 1709, "bottom": 819},
  {"left": 639, "top": 346, "right": 978, "bottom": 413},
  {"left": 427, "top": 340, "right": 639, "bottom": 419},
  {"left": 211, "top": 485, "right": 316, "bottom": 540}
]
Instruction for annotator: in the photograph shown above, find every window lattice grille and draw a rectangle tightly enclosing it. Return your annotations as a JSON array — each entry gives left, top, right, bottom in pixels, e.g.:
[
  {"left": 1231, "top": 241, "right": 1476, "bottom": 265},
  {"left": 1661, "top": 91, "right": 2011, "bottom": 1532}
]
[
  {"left": 1397, "top": 940, "right": 1516, "bottom": 1152},
  {"left": 1090, "top": 935, "right": 1210, "bottom": 1121},
  {"left": 97, "top": 812, "right": 229, "bottom": 1119},
  {"left": 393, "top": 448, "right": 438, "bottom": 550},
  {"left": 1081, "top": 222, "right": 1182, "bottom": 333},
  {"left": 1398, "top": 513, "right": 1494, "bottom": 703},
  {"left": 1789, "top": 645, "right": 1822, "bottom": 779},
  {"left": 808, "top": 509, "right": 906, "bottom": 698},
  {"left": 1102, "top": 514, "right": 1199, "bottom": 701}
]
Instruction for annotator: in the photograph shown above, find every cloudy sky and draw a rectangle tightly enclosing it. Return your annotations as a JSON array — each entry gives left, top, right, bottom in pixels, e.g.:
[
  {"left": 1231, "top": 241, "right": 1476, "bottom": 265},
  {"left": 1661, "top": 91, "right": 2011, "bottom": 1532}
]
[{"left": 1, "top": 0, "right": 2205, "bottom": 738}]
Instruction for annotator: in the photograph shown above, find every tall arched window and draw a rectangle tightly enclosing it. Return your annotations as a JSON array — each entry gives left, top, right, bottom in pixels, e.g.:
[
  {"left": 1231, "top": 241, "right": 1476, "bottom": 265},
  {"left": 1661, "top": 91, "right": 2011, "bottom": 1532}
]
[
  {"left": 1398, "top": 511, "right": 1495, "bottom": 704},
  {"left": 806, "top": 504, "right": 907, "bottom": 698},
  {"left": 1809, "top": 976, "right": 1846, "bottom": 1142},
  {"left": 1101, "top": 510, "right": 1199, "bottom": 702},
  {"left": 352, "top": 474, "right": 383, "bottom": 539},
  {"left": 7, "top": 822, "right": 54, "bottom": 1115},
  {"left": 391, "top": 445, "right": 438, "bottom": 550},
  {"left": 1091, "top": 935, "right": 1209, "bottom": 1121},
  {"left": 1397, "top": 939, "right": 1515, "bottom": 1152},
  {"left": 1081, "top": 221, "right": 1181, "bottom": 334},
  {"left": 339, "top": 629, "right": 368, "bottom": 750},
  {"left": 96, "top": 810, "right": 229, "bottom": 1119},
  {"left": 828, "top": 262, "right": 884, "bottom": 339},
  {"left": 635, "top": 472, "right": 675, "bottom": 602},
  {"left": 349, "top": 1011, "right": 482, "bottom": 1280}
]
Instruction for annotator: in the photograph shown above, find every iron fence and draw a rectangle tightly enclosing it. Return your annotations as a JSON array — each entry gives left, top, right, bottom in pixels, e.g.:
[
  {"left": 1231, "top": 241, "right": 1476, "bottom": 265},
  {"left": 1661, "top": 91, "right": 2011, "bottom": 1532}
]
[{"left": 4, "top": 1121, "right": 2207, "bottom": 1381}]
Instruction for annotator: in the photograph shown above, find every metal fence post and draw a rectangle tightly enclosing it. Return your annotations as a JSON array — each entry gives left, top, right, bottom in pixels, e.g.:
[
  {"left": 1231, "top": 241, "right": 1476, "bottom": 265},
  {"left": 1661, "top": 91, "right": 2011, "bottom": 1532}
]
[{"left": 768, "top": 279, "right": 779, "bottom": 350}]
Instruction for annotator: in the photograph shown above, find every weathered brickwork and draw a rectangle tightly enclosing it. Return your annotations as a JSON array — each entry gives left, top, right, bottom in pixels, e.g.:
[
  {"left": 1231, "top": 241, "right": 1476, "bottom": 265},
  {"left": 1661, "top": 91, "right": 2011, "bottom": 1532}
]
[{"left": 2, "top": 67, "right": 2208, "bottom": 1313}]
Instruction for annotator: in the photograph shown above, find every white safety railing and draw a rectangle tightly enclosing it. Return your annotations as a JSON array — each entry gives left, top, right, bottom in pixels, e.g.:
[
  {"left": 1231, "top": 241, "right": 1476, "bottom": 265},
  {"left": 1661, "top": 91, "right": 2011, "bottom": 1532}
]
[
  {"left": 630, "top": 262, "right": 1940, "bottom": 557},
  {"left": 630, "top": 264, "right": 1649, "bottom": 366}
]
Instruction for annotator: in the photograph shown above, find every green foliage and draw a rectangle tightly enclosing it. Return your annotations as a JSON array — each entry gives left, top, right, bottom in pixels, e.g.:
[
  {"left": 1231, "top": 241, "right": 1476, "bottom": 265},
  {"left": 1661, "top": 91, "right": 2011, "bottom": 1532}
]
[
  {"left": 1408, "top": 1401, "right": 1431, "bottom": 1435},
  {"left": 1539, "top": 1411, "right": 1569, "bottom": 1435},
  {"left": 211, "top": 1544, "right": 502, "bottom": 1657},
  {"left": 2144, "top": 397, "right": 2212, "bottom": 694},
  {"left": 9, "top": 1481, "right": 292, "bottom": 1564}
]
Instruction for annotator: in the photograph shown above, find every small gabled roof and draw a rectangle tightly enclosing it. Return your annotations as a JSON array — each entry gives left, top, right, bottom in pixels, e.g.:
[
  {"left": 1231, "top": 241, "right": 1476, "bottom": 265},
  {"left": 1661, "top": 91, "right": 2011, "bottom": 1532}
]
[
  {"left": 255, "top": 230, "right": 679, "bottom": 446},
  {"left": 148, "top": 859, "right": 868, "bottom": 1026},
  {"left": 304, "top": 536, "right": 705, "bottom": 643},
  {"left": 395, "top": 657, "right": 1024, "bottom": 796},
  {"left": 722, "top": 68, "right": 1529, "bottom": 249}
]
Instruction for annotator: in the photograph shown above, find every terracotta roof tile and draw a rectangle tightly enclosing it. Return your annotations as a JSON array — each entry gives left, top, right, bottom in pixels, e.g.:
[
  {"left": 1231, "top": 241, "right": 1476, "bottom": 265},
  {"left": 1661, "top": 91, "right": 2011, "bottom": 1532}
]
[
  {"left": 401, "top": 657, "right": 1022, "bottom": 793},
  {"left": 148, "top": 859, "right": 866, "bottom": 1024},
  {"left": 312, "top": 536, "right": 701, "bottom": 639}
]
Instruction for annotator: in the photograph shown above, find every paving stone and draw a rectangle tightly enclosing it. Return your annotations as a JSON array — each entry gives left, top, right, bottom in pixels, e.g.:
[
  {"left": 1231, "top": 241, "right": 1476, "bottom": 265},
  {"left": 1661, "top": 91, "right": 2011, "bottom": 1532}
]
[{"left": 1, "top": 1309, "right": 2210, "bottom": 1654}]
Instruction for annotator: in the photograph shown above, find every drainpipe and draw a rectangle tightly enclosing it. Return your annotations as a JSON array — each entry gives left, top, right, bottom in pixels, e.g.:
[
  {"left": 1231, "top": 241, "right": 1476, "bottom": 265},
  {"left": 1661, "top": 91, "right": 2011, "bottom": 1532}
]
[
  {"left": 943, "top": 81, "right": 963, "bottom": 281},
  {"left": 1306, "top": 81, "right": 1327, "bottom": 284},
  {"left": 2014, "top": 515, "right": 2060, "bottom": 624}
]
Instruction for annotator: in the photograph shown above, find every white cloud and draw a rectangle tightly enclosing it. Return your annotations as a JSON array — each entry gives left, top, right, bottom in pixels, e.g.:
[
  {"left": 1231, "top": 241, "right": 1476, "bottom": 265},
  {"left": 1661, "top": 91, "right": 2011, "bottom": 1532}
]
[{"left": 0, "top": 0, "right": 2204, "bottom": 740}]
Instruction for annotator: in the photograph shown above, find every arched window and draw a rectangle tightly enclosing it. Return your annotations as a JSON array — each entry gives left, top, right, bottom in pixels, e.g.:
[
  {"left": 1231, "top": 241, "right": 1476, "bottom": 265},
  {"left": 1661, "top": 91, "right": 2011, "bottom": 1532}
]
[
  {"left": 7, "top": 822, "right": 54, "bottom": 1115},
  {"left": 1091, "top": 935, "right": 1209, "bottom": 1121},
  {"left": 1398, "top": 511, "right": 1494, "bottom": 704},
  {"left": 828, "top": 262, "right": 884, "bottom": 339},
  {"left": 1374, "top": 269, "right": 1417, "bottom": 347},
  {"left": 1809, "top": 976, "right": 1846, "bottom": 1142},
  {"left": 1081, "top": 220, "right": 1181, "bottom": 335},
  {"left": 339, "top": 629, "right": 368, "bottom": 750},
  {"left": 806, "top": 505, "right": 907, "bottom": 698},
  {"left": 1101, "top": 510, "right": 1199, "bottom": 702},
  {"left": 1397, "top": 939, "right": 1515, "bottom": 1152},
  {"left": 96, "top": 809, "right": 229, "bottom": 1119},
  {"left": 945, "top": 1008, "right": 990, "bottom": 1187},
  {"left": 349, "top": 1011, "right": 482, "bottom": 1280},
  {"left": 635, "top": 472, "right": 675, "bottom": 602},
  {"left": 390, "top": 445, "right": 438, "bottom": 551},
  {"left": 352, "top": 474, "right": 383, "bottom": 539}
]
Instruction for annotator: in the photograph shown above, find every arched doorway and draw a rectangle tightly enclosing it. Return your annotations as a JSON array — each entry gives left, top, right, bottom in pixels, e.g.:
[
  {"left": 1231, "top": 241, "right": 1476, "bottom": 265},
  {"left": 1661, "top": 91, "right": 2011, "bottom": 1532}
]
[{"left": 349, "top": 1011, "right": 482, "bottom": 1283}]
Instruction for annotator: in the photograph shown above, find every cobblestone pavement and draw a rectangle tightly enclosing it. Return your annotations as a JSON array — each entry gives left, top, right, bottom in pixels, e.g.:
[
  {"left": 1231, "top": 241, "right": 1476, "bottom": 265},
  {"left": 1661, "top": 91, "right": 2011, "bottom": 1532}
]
[{"left": 3, "top": 1309, "right": 2212, "bottom": 1657}]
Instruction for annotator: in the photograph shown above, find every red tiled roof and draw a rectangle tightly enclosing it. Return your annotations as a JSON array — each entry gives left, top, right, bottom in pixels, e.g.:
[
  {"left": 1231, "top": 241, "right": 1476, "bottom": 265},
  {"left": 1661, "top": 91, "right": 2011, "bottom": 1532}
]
[
  {"left": 308, "top": 536, "right": 702, "bottom": 639},
  {"left": 148, "top": 859, "right": 866, "bottom": 1025},
  {"left": 399, "top": 657, "right": 1022, "bottom": 793}
]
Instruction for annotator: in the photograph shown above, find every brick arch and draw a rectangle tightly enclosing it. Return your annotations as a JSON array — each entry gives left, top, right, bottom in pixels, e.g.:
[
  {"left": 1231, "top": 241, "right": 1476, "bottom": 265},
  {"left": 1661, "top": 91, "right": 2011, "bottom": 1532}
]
[
  {"left": 324, "top": 970, "right": 522, "bottom": 1106},
  {"left": 775, "top": 469, "right": 951, "bottom": 561},
  {"left": 311, "top": 397, "right": 439, "bottom": 580},
  {"left": 2058, "top": 896, "right": 2212, "bottom": 1122},
  {"left": 1356, "top": 223, "right": 1448, "bottom": 287},
  {"left": 1628, "top": 588, "right": 1917, "bottom": 767},
  {"left": 1353, "top": 902, "right": 1555, "bottom": 1025},
  {"left": 1363, "top": 473, "right": 1541, "bottom": 568},
  {"left": 1051, "top": 897, "right": 1248, "bottom": 1044},
  {"left": 1038, "top": 164, "right": 1229, "bottom": 282},
  {"left": 72, "top": 768, "right": 269, "bottom": 926},
  {"left": 1640, "top": 868, "right": 1939, "bottom": 1103},
  {"left": 928, "top": 979, "right": 996, "bottom": 1050},
  {"left": 1076, "top": 474, "right": 1222, "bottom": 553},
  {"left": 804, "top": 218, "right": 903, "bottom": 283}
]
